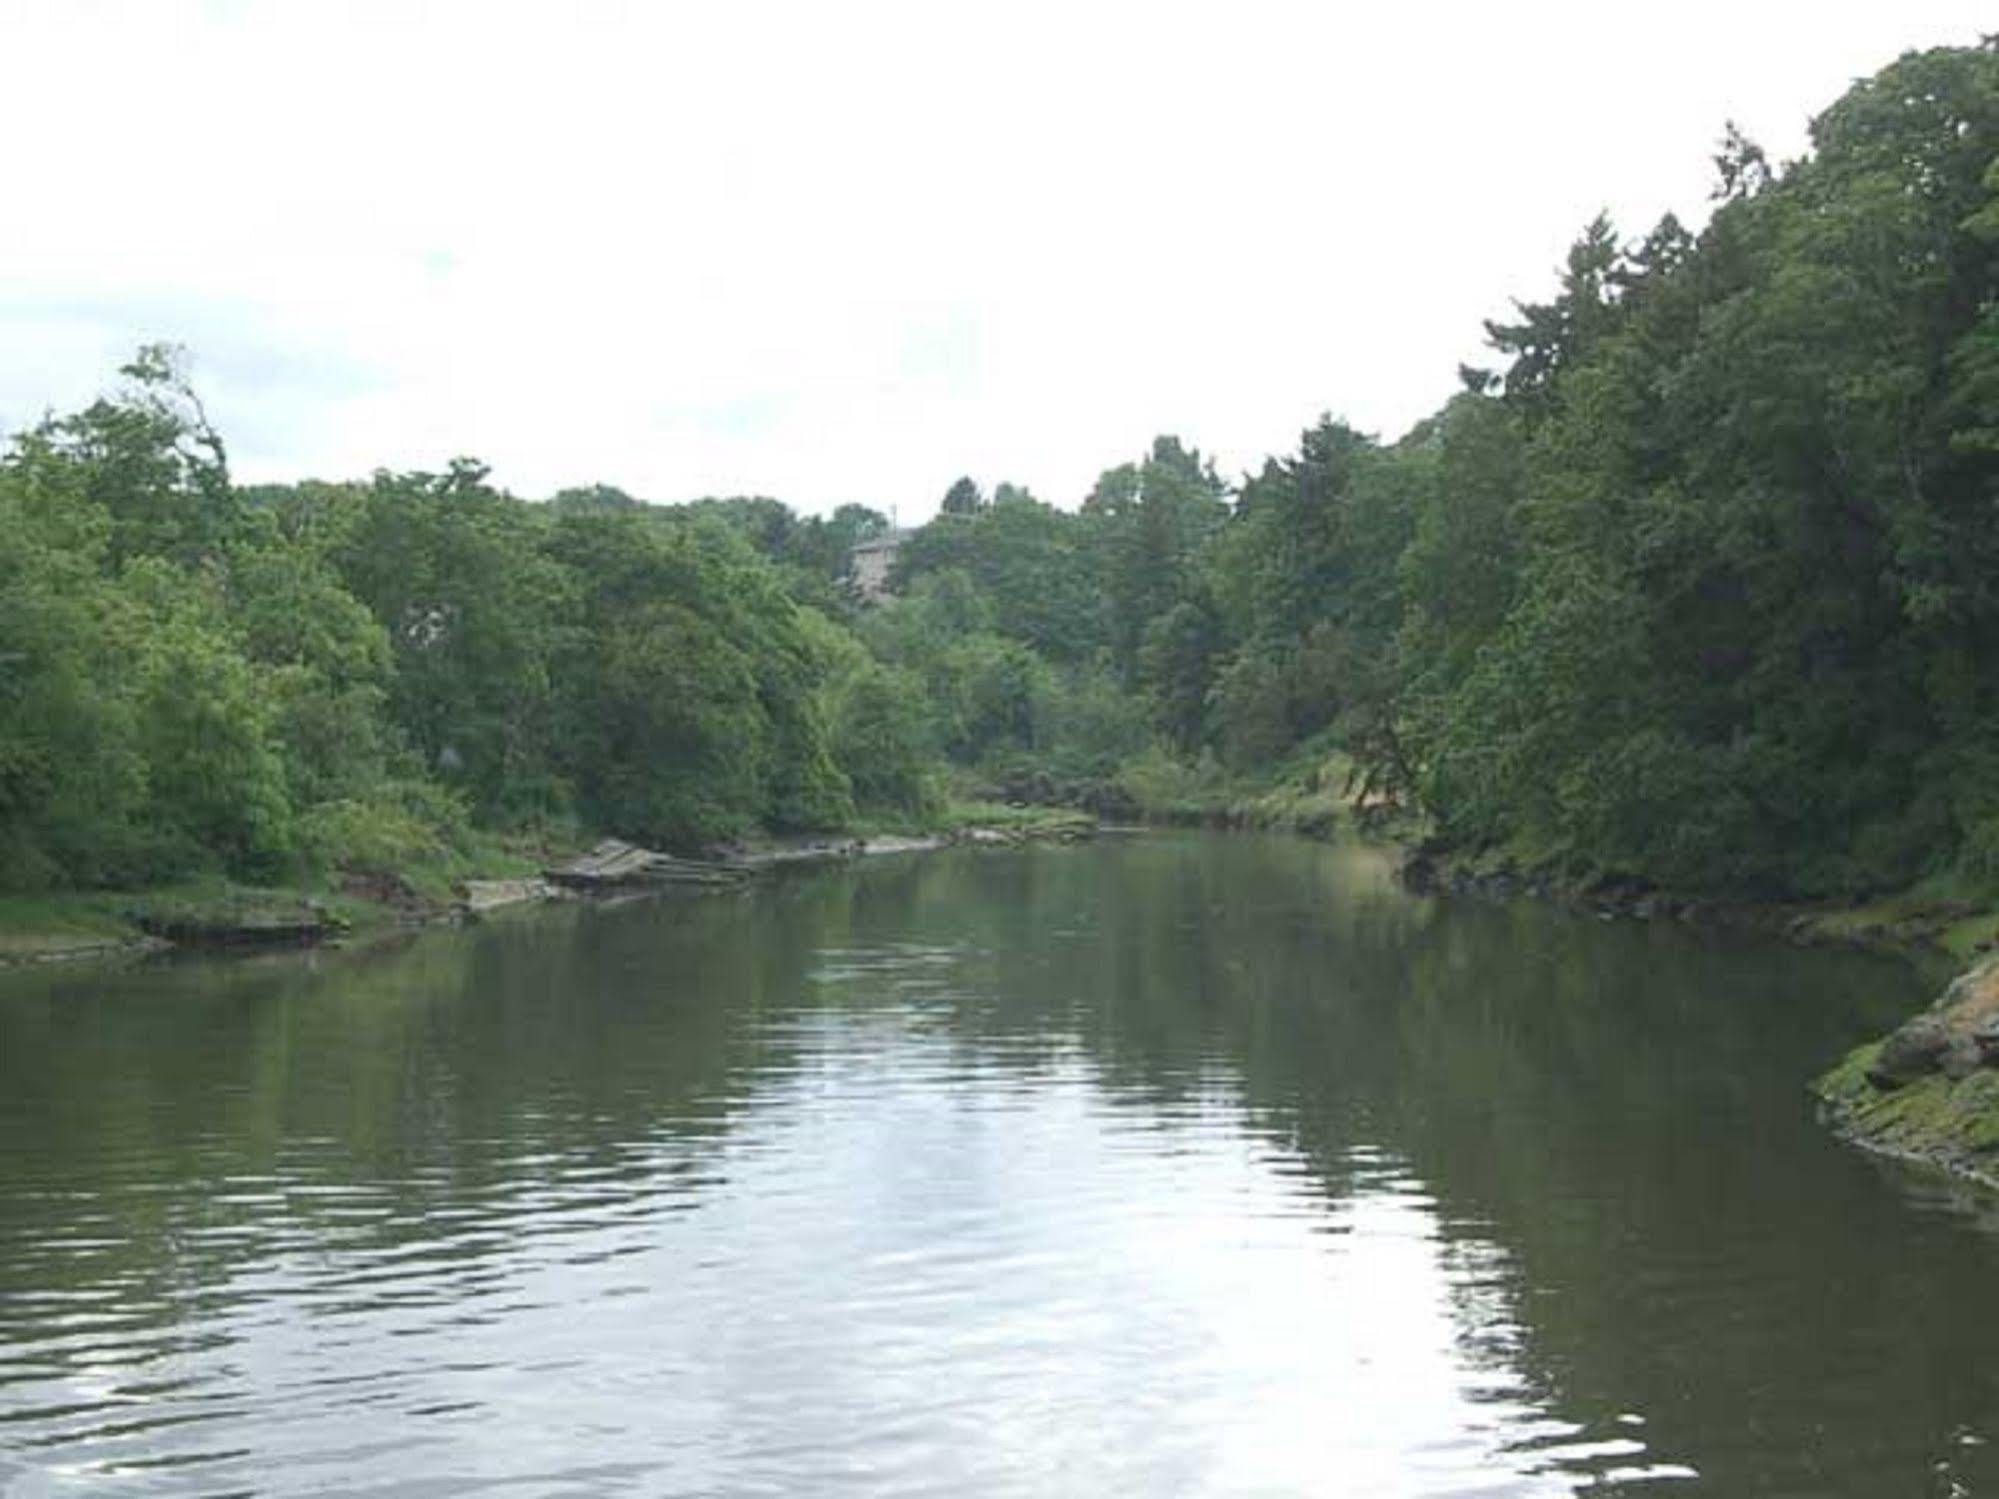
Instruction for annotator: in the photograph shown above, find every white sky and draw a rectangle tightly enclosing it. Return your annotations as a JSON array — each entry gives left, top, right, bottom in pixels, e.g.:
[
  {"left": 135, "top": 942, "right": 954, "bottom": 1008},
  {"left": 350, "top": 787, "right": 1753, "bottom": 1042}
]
[{"left": 2, "top": 2, "right": 1991, "bottom": 519}]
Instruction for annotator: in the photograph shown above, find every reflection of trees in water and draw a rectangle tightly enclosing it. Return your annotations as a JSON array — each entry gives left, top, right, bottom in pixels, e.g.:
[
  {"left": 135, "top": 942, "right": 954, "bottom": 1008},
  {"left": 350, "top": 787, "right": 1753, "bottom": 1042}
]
[
  {"left": 1044, "top": 838, "right": 1983, "bottom": 1497},
  {"left": 1, "top": 836, "right": 1993, "bottom": 1494},
  {"left": 0, "top": 895, "right": 806, "bottom": 1355},
  {"left": 830, "top": 837, "right": 1993, "bottom": 1495}
]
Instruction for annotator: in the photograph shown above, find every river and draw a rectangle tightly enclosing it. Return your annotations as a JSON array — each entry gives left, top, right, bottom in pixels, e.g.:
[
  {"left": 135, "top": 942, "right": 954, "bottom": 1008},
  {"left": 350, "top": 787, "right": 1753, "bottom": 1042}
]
[{"left": 1, "top": 833, "right": 1995, "bottom": 1496}]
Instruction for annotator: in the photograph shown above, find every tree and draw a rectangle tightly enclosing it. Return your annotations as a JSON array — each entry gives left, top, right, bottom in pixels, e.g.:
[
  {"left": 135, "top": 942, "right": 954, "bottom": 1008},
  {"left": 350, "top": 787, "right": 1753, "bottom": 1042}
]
[
  {"left": 1483, "top": 213, "right": 1625, "bottom": 417},
  {"left": 1084, "top": 436, "right": 1229, "bottom": 683},
  {"left": 940, "top": 476, "right": 985, "bottom": 515},
  {"left": 893, "top": 489, "right": 1105, "bottom": 660},
  {"left": 333, "top": 464, "right": 573, "bottom": 823}
]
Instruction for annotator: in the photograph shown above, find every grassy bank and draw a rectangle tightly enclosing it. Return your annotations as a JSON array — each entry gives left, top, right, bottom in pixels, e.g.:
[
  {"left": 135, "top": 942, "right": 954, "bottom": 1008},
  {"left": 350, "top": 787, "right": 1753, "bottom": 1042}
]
[
  {"left": 928, "top": 801, "right": 1099, "bottom": 838},
  {"left": 0, "top": 883, "right": 366, "bottom": 967},
  {"left": 843, "top": 794, "right": 1098, "bottom": 841},
  {"left": 0, "top": 828, "right": 572, "bottom": 968},
  {"left": 1109, "top": 744, "right": 1372, "bottom": 839},
  {"left": 1815, "top": 939, "right": 1999, "bottom": 1195},
  {"left": 1792, "top": 893, "right": 1999, "bottom": 1192},
  {"left": 1398, "top": 834, "right": 1999, "bottom": 960},
  {"left": 0, "top": 805, "right": 1106, "bottom": 970},
  {"left": 1816, "top": 1043, "right": 1999, "bottom": 1191}
]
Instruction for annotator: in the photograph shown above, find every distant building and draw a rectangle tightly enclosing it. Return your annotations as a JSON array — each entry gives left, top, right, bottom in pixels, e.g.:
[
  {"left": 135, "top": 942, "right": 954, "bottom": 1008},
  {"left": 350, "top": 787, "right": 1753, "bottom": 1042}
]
[{"left": 850, "top": 528, "right": 911, "bottom": 602}]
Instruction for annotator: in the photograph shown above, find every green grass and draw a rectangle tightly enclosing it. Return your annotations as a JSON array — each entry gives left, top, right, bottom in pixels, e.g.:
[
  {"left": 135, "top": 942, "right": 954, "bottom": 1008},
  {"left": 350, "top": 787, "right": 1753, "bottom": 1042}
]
[
  {"left": 846, "top": 794, "right": 1097, "bottom": 840},
  {"left": 0, "top": 893, "right": 140, "bottom": 959},
  {"left": 1775, "top": 887, "right": 1999, "bottom": 956},
  {"left": 1816, "top": 1040, "right": 1999, "bottom": 1171},
  {"left": 0, "top": 880, "right": 343, "bottom": 960},
  {"left": 1940, "top": 911, "right": 1999, "bottom": 959},
  {"left": 1111, "top": 742, "right": 1370, "bottom": 839},
  {"left": 389, "top": 828, "right": 553, "bottom": 902},
  {"left": 1779, "top": 867, "right": 1999, "bottom": 957},
  {"left": 0, "top": 827, "right": 581, "bottom": 966},
  {"left": 934, "top": 801, "right": 1095, "bottom": 833}
]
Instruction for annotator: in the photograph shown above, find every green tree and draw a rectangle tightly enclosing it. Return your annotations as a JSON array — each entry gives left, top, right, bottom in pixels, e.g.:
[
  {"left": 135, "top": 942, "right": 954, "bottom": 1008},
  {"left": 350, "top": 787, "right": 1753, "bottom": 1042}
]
[
  {"left": 1084, "top": 436, "right": 1229, "bottom": 683},
  {"left": 940, "top": 476, "right": 985, "bottom": 516},
  {"left": 332, "top": 462, "right": 573, "bottom": 822}
]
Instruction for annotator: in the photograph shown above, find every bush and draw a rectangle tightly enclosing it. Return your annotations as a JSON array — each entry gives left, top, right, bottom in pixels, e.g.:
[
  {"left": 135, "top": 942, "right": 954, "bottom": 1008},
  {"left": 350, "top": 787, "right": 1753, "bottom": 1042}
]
[{"left": 294, "top": 780, "right": 473, "bottom": 874}]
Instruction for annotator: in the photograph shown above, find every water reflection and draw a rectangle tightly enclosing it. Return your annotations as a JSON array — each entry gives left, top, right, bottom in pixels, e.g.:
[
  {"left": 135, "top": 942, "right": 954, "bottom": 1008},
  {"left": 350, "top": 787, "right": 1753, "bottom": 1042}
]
[{"left": 0, "top": 835, "right": 1990, "bottom": 1495}]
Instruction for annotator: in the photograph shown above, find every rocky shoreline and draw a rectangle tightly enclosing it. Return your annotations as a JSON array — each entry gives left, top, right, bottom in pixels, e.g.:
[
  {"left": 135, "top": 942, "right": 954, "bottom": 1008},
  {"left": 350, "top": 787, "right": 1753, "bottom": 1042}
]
[
  {"left": 1814, "top": 955, "right": 1999, "bottom": 1189},
  {"left": 0, "top": 816, "right": 1099, "bottom": 971},
  {"left": 1396, "top": 842, "right": 1996, "bottom": 952},
  {"left": 1395, "top": 839, "right": 1999, "bottom": 1192}
]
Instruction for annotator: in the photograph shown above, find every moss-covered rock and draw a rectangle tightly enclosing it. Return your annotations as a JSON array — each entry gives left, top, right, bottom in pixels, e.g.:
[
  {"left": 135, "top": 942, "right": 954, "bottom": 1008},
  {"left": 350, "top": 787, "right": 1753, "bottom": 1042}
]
[{"left": 1816, "top": 957, "right": 1999, "bottom": 1188}]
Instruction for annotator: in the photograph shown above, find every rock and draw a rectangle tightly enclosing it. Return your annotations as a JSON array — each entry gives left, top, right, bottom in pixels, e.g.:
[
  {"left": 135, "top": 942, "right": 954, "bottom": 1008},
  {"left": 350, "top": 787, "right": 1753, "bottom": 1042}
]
[
  {"left": 1868, "top": 1015, "right": 1954, "bottom": 1089},
  {"left": 458, "top": 878, "right": 555, "bottom": 918},
  {"left": 1398, "top": 850, "right": 1440, "bottom": 894},
  {"left": 1972, "top": 1017, "right": 1999, "bottom": 1067},
  {"left": 1942, "top": 1037, "right": 1987, "bottom": 1081},
  {"left": 856, "top": 835, "right": 950, "bottom": 857},
  {"left": 548, "top": 839, "right": 751, "bottom": 888},
  {"left": 1939, "top": 955, "right": 1999, "bottom": 1020}
]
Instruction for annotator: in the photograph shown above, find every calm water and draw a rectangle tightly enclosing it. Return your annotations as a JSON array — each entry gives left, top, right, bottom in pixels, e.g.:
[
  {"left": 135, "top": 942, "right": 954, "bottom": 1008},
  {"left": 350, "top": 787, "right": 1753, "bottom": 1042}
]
[{"left": 1, "top": 833, "right": 1995, "bottom": 1497}]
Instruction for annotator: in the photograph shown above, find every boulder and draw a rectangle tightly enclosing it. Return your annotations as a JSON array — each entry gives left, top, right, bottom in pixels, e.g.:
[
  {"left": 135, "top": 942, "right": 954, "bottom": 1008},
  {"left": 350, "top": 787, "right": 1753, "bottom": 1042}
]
[
  {"left": 1867, "top": 954, "right": 1999, "bottom": 1088},
  {"left": 1973, "top": 1016, "right": 1999, "bottom": 1067},
  {"left": 1941, "top": 1035, "right": 1987, "bottom": 1081},
  {"left": 1867, "top": 1015, "right": 1954, "bottom": 1088}
]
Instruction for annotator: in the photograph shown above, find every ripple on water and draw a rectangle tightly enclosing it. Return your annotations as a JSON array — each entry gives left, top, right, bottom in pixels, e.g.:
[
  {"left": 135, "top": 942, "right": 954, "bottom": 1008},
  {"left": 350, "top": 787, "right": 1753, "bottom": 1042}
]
[{"left": 6, "top": 859, "right": 1961, "bottom": 1496}]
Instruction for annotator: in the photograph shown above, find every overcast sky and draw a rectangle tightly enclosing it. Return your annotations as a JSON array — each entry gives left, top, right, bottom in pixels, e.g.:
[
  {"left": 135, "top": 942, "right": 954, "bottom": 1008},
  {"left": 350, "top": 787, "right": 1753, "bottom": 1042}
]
[{"left": 2, "top": 2, "right": 1992, "bottom": 519}]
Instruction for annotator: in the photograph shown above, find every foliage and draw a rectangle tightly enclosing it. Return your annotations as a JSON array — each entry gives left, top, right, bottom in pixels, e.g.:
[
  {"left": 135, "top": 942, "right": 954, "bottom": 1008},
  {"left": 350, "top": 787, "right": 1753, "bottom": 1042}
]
[
  {"left": 5, "top": 42, "right": 1996, "bottom": 902},
  {"left": 866, "top": 41, "right": 1999, "bottom": 899},
  {"left": 1379, "top": 40, "right": 1999, "bottom": 894},
  {"left": 892, "top": 483, "right": 1104, "bottom": 660},
  {"left": 0, "top": 364, "right": 889, "bottom": 884}
]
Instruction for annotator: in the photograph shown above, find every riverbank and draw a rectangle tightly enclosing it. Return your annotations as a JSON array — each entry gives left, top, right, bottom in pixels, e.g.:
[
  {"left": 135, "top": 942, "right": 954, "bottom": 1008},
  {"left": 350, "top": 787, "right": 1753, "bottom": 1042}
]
[
  {"left": 1397, "top": 844, "right": 1999, "bottom": 959},
  {"left": 1390, "top": 837, "right": 1999, "bottom": 1191},
  {"left": 1814, "top": 953, "right": 1999, "bottom": 1190},
  {"left": 0, "top": 806, "right": 1098, "bottom": 969},
  {"left": 0, "top": 845, "right": 564, "bottom": 968},
  {"left": 994, "top": 743, "right": 1999, "bottom": 961},
  {"left": 1074, "top": 745, "right": 1369, "bottom": 840}
]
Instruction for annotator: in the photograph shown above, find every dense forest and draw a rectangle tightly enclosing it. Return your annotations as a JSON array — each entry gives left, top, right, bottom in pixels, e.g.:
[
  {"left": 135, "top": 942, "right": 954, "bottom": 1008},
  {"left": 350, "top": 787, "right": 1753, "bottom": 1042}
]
[{"left": 3, "top": 41, "right": 1996, "bottom": 902}]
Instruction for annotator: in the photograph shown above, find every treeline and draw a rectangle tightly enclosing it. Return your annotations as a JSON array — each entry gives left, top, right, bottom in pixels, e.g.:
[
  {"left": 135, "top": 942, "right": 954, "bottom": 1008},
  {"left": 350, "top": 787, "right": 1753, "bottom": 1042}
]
[
  {"left": 4, "top": 41, "right": 1994, "bottom": 901},
  {"left": 0, "top": 359, "right": 939, "bottom": 891},
  {"left": 876, "top": 41, "right": 1999, "bottom": 898}
]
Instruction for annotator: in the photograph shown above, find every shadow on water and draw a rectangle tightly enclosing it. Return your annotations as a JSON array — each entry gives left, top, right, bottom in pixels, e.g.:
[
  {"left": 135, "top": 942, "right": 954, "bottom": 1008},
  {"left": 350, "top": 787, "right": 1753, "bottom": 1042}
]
[{"left": 0, "top": 833, "right": 1994, "bottom": 1496}]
